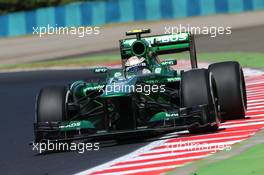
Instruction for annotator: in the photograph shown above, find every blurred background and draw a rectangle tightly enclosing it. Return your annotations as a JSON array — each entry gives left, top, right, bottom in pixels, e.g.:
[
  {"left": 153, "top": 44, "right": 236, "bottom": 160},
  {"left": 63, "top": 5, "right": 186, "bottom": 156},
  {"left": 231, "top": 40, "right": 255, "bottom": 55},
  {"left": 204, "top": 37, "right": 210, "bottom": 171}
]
[{"left": 0, "top": 0, "right": 263, "bottom": 70}]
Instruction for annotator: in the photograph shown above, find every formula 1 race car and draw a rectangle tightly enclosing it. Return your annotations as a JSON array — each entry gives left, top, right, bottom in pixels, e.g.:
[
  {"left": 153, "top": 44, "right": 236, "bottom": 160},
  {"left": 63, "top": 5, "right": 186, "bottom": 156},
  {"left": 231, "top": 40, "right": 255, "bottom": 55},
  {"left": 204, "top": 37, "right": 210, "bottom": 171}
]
[{"left": 34, "top": 29, "right": 247, "bottom": 143}]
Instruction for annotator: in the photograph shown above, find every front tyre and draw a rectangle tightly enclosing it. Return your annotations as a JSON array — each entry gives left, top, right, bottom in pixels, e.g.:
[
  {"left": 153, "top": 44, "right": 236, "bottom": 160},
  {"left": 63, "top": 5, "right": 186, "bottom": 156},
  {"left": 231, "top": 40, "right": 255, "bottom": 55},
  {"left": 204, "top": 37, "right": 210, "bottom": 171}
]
[
  {"left": 35, "top": 86, "right": 68, "bottom": 142},
  {"left": 181, "top": 69, "right": 220, "bottom": 134}
]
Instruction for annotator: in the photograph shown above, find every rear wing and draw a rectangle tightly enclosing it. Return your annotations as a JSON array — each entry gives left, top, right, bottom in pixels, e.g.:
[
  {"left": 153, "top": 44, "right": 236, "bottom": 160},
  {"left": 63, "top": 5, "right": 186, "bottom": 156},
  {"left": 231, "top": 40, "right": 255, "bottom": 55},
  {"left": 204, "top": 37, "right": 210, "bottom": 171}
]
[
  {"left": 120, "top": 33, "right": 190, "bottom": 54},
  {"left": 119, "top": 32, "right": 197, "bottom": 68}
]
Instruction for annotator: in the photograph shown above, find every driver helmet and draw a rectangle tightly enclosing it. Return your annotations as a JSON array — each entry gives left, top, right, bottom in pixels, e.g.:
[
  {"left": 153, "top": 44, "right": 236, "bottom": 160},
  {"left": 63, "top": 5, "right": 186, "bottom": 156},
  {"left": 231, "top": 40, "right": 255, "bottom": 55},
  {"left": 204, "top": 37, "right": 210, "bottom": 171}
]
[{"left": 125, "top": 56, "right": 151, "bottom": 75}]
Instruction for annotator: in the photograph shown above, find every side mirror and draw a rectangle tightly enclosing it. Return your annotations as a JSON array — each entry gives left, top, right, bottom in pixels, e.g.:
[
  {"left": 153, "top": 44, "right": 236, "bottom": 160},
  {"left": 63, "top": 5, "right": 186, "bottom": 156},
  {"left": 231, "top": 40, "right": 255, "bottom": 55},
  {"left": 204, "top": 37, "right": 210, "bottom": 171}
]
[{"left": 160, "top": 59, "right": 177, "bottom": 66}]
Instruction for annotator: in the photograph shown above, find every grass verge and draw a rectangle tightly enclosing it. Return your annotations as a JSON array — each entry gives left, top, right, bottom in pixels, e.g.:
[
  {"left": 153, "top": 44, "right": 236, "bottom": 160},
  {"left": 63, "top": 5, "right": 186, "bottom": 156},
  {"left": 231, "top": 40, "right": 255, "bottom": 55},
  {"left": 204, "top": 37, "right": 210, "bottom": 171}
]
[
  {"left": 190, "top": 142, "right": 264, "bottom": 175},
  {"left": 0, "top": 52, "right": 264, "bottom": 71}
]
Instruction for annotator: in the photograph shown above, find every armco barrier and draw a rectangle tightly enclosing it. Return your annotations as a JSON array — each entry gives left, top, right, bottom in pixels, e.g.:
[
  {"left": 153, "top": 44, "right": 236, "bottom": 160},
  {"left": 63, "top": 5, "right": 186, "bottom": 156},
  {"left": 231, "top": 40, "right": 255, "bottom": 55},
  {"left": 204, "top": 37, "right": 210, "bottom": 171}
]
[{"left": 0, "top": 0, "right": 264, "bottom": 36}]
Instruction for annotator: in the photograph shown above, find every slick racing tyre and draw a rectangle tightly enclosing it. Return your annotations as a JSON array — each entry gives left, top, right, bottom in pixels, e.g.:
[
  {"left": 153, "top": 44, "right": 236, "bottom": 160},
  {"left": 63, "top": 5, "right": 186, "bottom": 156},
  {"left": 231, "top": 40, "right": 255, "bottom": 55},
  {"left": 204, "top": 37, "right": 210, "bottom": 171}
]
[
  {"left": 181, "top": 69, "right": 220, "bottom": 134},
  {"left": 35, "top": 86, "right": 68, "bottom": 141},
  {"left": 209, "top": 61, "right": 247, "bottom": 120}
]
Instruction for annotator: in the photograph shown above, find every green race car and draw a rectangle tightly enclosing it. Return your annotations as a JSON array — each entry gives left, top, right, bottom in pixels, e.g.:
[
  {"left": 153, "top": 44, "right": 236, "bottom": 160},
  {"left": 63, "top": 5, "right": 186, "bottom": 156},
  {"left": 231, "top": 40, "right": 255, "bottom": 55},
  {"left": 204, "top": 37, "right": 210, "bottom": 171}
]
[{"left": 34, "top": 29, "right": 247, "bottom": 143}]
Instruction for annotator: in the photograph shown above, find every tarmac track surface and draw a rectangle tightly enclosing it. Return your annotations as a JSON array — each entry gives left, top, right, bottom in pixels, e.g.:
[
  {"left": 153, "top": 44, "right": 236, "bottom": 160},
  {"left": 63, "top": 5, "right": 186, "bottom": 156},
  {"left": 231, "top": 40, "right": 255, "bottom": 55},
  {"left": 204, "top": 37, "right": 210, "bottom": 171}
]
[{"left": 1, "top": 26, "right": 264, "bottom": 174}]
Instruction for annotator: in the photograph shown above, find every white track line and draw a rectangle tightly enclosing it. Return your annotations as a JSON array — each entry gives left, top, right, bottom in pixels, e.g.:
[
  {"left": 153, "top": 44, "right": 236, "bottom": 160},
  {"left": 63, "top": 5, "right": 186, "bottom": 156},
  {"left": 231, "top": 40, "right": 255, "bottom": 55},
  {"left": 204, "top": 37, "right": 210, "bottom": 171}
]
[
  {"left": 139, "top": 129, "right": 258, "bottom": 155},
  {"left": 248, "top": 99, "right": 264, "bottom": 103},
  {"left": 75, "top": 138, "right": 168, "bottom": 175},
  {"left": 247, "top": 102, "right": 264, "bottom": 107},
  {"left": 93, "top": 164, "right": 186, "bottom": 175},
  {"left": 165, "top": 135, "right": 250, "bottom": 145},
  {"left": 104, "top": 155, "right": 206, "bottom": 170},
  {"left": 133, "top": 140, "right": 242, "bottom": 158},
  {"left": 247, "top": 106, "right": 264, "bottom": 110},
  {"left": 247, "top": 92, "right": 264, "bottom": 96},
  {"left": 246, "top": 81, "right": 264, "bottom": 86}
]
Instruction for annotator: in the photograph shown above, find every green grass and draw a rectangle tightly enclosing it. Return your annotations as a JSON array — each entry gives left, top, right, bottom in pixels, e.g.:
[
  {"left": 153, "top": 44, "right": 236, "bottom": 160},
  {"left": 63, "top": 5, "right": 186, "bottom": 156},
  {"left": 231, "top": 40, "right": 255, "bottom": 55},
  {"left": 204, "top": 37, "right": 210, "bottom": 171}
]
[
  {"left": 1, "top": 52, "right": 264, "bottom": 71},
  {"left": 160, "top": 52, "right": 264, "bottom": 68},
  {"left": 190, "top": 142, "right": 264, "bottom": 175},
  {"left": 197, "top": 52, "right": 264, "bottom": 68},
  {"left": 0, "top": 54, "right": 120, "bottom": 70}
]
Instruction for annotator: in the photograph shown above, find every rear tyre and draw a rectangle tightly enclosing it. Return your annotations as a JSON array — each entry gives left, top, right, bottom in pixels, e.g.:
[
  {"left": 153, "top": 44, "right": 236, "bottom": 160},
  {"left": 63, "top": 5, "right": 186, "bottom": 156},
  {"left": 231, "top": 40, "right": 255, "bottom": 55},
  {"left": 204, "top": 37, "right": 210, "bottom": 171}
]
[
  {"left": 181, "top": 69, "right": 220, "bottom": 134},
  {"left": 35, "top": 86, "right": 68, "bottom": 141},
  {"left": 209, "top": 61, "right": 247, "bottom": 120}
]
